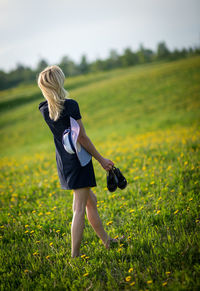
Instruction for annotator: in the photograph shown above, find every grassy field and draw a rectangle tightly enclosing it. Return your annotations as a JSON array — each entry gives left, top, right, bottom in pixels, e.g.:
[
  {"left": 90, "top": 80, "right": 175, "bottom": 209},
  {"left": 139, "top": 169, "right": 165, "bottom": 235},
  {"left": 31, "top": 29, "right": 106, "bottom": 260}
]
[{"left": 0, "top": 56, "right": 200, "bottom": 290}]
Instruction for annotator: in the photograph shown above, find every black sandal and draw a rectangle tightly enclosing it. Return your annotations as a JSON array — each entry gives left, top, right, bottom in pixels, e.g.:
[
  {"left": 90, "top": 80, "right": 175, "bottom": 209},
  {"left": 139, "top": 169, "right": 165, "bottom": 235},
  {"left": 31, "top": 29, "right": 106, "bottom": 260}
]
[
  {"left": 107, "top": 169, "right": 118, "bottom": 192},
  {"left": 113, "top": 167, "right": 127, "bottom": 190}
]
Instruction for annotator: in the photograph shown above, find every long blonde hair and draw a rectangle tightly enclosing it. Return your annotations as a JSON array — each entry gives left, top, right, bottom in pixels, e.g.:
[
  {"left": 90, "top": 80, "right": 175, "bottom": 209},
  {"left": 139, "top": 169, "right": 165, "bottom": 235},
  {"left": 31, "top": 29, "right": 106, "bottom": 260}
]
[{"left": 38, "top": 65, "right": 69, "bottom": 121}]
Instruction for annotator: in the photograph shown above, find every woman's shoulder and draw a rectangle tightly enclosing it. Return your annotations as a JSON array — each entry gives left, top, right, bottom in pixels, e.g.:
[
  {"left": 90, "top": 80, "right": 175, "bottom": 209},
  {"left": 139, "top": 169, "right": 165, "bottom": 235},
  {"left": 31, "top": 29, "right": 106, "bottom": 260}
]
[
  {"left": 64, "top": 98, "right": 81, "bottom": 120},
  {"left": 64, "top": 98, "right": 79, "bottom": 107},
  {"left": 38, "top": 100, "right": 48, "bottom": 111},
  {"left": 64, "top": 98, "right": 80, "bottom": 112}
]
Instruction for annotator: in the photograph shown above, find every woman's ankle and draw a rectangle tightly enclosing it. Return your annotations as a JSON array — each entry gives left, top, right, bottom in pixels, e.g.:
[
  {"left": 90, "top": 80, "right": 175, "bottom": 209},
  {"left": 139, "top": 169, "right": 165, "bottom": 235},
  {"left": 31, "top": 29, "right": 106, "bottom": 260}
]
[
  {"left": 71, "top": 250, "right": 80, "bottom": 258},
  {"left": 104, "top": 235, "right": 112, "bottom": 249},
  {"left": 71, "top": 253, "right": 80, "bottom": 258}
]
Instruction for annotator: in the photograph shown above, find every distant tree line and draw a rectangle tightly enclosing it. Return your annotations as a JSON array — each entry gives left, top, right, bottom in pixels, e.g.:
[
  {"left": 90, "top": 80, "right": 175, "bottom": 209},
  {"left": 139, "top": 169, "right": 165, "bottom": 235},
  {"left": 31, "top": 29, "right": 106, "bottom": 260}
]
[{"left": 0, "top": 41, "right": 199, "bottom": 91}]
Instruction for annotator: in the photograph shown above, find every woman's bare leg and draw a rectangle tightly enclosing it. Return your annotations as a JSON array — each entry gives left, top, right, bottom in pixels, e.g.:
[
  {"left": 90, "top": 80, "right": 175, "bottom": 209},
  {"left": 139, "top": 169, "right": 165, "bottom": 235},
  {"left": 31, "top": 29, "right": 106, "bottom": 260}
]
[
  {"left": 86, "top": 189, "right": 110, "bottom": 247},
  {"left": 71, "top": 187, "right": 90, "bottom": 258}
]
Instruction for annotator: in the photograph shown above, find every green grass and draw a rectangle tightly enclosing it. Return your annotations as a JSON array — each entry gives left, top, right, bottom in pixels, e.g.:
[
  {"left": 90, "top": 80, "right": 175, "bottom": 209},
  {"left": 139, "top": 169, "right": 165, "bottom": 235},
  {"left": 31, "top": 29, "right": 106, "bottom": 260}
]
[{"left": 0, "top": 56, "right": 200, "bottom": 290}]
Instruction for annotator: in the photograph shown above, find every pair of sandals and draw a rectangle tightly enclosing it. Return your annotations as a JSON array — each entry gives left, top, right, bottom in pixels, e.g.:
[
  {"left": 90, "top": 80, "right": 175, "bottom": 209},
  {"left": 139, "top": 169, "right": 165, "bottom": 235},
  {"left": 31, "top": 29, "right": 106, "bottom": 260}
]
[{"left": 107, "top": 166, "right": 127, "bottom": 192}]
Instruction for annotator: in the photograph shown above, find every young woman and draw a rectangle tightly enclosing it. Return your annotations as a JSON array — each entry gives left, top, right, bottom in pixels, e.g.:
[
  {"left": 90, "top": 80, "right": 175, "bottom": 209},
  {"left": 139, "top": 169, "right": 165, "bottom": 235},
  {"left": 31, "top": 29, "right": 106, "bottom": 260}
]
[{"left": 38, "top": 65, "right": 117, "bottom": 257}]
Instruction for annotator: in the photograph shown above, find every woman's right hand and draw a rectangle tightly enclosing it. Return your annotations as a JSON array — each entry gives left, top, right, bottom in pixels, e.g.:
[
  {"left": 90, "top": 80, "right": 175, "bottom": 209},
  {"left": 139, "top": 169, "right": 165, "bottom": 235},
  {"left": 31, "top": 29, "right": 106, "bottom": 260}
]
[{"left": 99, "top": 157, "right": 114, "bottom": 171}]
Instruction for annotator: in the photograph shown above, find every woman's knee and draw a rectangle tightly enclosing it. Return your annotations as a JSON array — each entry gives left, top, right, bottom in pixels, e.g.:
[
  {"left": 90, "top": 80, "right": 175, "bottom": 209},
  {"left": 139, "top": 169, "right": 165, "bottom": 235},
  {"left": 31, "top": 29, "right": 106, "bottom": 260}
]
[
  {"left": 87, "top": 189, "right": 97, "bottom": 208},
  {"left": 73, "top": 204, "right": 86, "bottom": 215},
  {"left": 73, "top": 187, "right": 90, "bottom": 212}
]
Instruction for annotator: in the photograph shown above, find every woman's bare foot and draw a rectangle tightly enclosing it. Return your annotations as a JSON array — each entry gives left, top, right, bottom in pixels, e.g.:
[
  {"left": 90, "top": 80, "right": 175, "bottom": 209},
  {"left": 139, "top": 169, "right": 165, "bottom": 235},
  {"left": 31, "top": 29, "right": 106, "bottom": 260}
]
[
  {"left": 105, "top": 236, "right": 125, "bottom": 249},
  {"left": 105, "top": 237, "right": 118, "bottom": 249}
]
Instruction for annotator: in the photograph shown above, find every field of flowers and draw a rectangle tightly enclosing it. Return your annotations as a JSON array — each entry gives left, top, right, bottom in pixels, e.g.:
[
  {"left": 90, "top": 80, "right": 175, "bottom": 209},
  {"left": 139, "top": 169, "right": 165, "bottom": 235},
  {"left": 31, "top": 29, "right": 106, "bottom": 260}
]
[{"left": 0, "top": 57, "right": 200, "bottom": 290}]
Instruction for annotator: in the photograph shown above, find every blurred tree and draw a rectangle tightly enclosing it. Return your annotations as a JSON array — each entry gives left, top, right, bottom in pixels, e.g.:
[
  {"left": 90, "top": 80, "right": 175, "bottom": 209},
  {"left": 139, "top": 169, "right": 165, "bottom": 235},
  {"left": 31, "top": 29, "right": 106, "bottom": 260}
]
[
  {"left": 137, "top": 44, "right": 145, "bottom": 64},
  {"left": 157, "top": 41, "right": 170, "bottom": 60},
  {"left": 120, "top": 47, "right": 139, "bottom": 67},
  {"left": 16, "top": 63, "right": 36, "bottom": 82},
  {"left": 137, "top": 44, "right": 154, "bottom": 63},
  {"left": 0, "top": 70, "right": 8, "bottom": 90},
  {"left": 1, "top": 41, "right": 199, "bottom": 91},
  {"left": 36, "top": 59, "right": 48, "bottom": 73},
  {"left": 7, "top": 63, "right": 25, "bottom": 88},
  {"left": 194, "top": 46, "right": 200, "bottom": 55},
  {"left": 90, "top": 59, "right": 106, "bottom": 72},
  {"left": 59, "top": 56, "right": 78, "bottom": 76},
  {"left": 78, "top": 55, "right": 89, "bottom": 74},
  {"left": 105, "top": 49, "right": 121, "bottom": 70},
  {"left": 169, "top": 48, "right": 180, "bottom": 61}
]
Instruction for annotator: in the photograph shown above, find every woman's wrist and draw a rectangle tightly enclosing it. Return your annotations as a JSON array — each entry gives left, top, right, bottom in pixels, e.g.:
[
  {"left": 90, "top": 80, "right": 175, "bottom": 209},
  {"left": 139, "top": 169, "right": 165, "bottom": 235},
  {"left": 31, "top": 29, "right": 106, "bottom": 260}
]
[{"left": 96, "top": 155, "right": 104, "bottom": 164}]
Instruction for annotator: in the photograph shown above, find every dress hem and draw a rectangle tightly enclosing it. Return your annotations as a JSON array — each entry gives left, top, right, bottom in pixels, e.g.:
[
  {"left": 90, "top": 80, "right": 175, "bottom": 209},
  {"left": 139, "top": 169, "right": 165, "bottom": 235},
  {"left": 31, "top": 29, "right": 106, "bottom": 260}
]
[{"left": 61, "top": 184, "right": 97, "bottom": 190}]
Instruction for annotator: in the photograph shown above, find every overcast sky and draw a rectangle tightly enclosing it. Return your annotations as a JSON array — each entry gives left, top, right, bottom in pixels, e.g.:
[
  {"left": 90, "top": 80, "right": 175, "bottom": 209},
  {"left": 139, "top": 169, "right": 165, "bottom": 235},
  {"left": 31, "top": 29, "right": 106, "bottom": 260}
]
[{"left": 0, "top": 0, "right": 199, "bottom": 72}]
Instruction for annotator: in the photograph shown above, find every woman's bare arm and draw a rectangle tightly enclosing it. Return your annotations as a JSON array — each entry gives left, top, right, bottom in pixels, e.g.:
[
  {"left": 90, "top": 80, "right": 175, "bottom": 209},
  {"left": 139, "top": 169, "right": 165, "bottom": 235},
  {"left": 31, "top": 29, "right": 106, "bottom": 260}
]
[{"left": 76, "top": 119, "right": 114, "bottom": 171}]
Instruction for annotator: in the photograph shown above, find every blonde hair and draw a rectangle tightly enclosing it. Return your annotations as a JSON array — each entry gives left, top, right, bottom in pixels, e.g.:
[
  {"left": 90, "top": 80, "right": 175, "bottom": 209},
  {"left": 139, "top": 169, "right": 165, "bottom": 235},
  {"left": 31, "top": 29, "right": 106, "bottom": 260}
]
[{"left": 37, "top": 65, "right": 69, "bottom": 121}]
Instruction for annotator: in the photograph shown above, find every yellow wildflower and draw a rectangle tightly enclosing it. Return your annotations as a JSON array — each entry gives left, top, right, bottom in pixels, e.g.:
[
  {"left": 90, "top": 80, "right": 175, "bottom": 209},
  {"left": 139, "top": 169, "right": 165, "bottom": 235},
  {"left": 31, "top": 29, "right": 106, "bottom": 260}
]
[
  {"left": 162, "top": 282, "right": 167, "bottom": 286},
  {"left": 128, "top": 268, "right": 133, "bottom": 273},
  {"left": 106, "top": 221, "right": 113, "bottom": 226},
  {"left": 126, "top": 276, "right": 131, "bottom": 282},
  {"left": 147, "top": 280, "right": 152, "bottom": 284},
  {"left": 130, "top": 282, "right": 135, "bottom": 286}
]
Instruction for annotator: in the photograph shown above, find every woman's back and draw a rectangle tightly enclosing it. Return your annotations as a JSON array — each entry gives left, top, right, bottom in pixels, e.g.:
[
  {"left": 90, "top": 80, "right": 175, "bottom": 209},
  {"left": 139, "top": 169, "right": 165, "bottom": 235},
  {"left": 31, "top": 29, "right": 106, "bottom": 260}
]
[{"left": 38, "top": 98, "right": 81, "bottom": 141}]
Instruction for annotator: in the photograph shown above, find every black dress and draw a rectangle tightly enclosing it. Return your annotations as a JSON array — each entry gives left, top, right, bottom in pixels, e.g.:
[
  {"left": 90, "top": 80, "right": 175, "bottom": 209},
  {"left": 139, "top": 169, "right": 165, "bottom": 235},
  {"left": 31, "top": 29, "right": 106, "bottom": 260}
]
[{"left": 38, "top": 98, "right": 97, "bottom": 190}]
